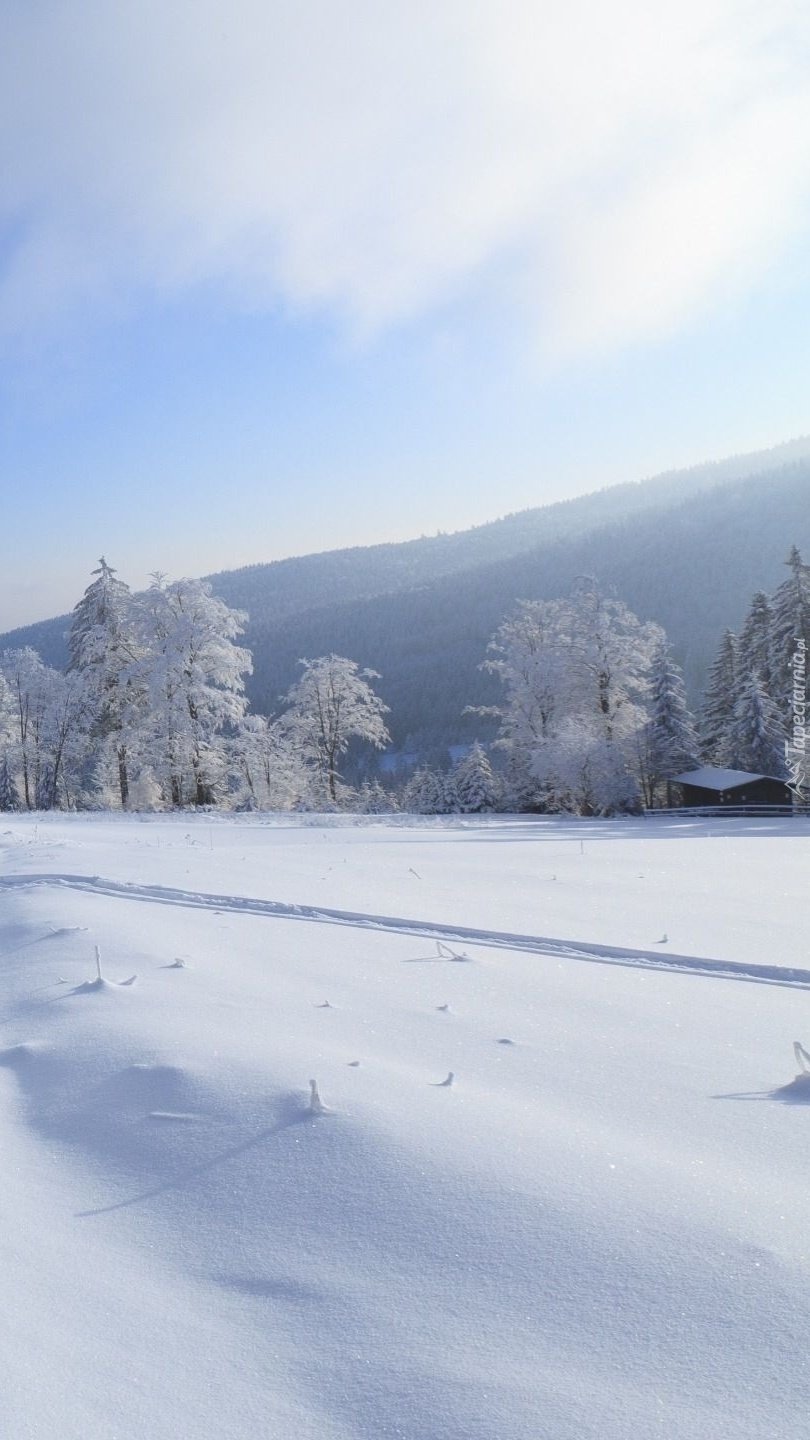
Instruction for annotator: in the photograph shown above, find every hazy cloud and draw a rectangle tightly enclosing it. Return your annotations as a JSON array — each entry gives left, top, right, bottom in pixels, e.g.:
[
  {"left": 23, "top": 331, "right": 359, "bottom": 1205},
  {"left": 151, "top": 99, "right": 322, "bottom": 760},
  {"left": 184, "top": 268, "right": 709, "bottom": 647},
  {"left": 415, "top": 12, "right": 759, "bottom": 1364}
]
[{"left": 1, "top": 0, "right": 808, "bottom": 359}]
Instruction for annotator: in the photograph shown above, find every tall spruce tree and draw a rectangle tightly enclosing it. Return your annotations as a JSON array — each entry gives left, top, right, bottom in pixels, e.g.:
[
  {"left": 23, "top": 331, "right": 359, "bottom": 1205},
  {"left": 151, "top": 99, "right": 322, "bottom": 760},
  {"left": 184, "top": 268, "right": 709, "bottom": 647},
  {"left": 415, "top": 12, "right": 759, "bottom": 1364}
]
[
  {"left": 645, "top": 644, "right": 700, "bottom": 805},
  {"left": 700, "top": 629, "right": 737, "bottom": 765},
  {"left": 729, "top": 675, "right": 785, "bottom": 775},
  {"left": 737, "top": 592, "right": 774, "bottom": 695},
  {"left": 769, "top": 546, "right": 810, "bottom": 714}
]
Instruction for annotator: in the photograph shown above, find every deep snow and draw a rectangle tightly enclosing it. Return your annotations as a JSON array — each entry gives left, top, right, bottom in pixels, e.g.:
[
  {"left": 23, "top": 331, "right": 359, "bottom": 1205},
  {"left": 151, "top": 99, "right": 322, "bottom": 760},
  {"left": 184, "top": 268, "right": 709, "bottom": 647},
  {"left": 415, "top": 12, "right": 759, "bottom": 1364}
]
[{"left": 1, "top": 812, "right": 809, "bottom": 1439}]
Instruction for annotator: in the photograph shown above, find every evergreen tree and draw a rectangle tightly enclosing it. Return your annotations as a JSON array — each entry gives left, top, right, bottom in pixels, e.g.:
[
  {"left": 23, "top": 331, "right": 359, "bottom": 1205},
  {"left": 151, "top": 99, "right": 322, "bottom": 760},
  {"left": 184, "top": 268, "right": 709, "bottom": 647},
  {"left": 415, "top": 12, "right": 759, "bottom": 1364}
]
[
  {"left": 0, "top": 754, "right": 20, "bottom": 811},
  {"left": 737, "top": 591, "right": 774, "bottom": 695},
  {"left": 449, "top": 742, "right": 498, "bottom": 812},
  {"left": 68, "top": 559, "right": 141, "bottom": 807},
  {"left": 644, "top": 644, "right": 700, "bottom": 805},
  {"left": 700, "top": 629, "right": 737, "bottom": 765},
  {"left": 354, "top": 779, "right": 397, "bottom": 814},
  {"left": 729, "top": 675, "right": 785, "bottom": 776},
  {"left": 403, "top": 766, "right": 449, "bottom": 814},
  {"left": 769, "top": 546, "right": 810, "bottom": 713}
]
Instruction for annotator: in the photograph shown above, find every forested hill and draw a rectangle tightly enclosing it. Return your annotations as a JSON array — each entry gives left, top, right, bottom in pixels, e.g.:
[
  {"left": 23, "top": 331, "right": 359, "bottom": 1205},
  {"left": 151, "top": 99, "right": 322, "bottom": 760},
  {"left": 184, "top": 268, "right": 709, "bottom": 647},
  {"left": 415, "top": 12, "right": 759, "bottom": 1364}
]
[
  {"left": 2, "top": 440, "right": 809, "bottom": 755},
  {"left": 232, "top": 462, "right": 810, "bottom": 751},
  {"left": 195, "top": 436, "right": 810, "bottom": 624}
]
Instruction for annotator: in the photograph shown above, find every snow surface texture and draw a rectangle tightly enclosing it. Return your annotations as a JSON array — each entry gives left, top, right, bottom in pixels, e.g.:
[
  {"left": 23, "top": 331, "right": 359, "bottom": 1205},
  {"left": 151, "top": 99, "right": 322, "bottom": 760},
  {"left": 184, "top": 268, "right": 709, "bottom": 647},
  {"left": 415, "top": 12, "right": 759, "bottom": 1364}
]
[{"left": 1, "top": 812, "right": 810, "bottom": 1439}]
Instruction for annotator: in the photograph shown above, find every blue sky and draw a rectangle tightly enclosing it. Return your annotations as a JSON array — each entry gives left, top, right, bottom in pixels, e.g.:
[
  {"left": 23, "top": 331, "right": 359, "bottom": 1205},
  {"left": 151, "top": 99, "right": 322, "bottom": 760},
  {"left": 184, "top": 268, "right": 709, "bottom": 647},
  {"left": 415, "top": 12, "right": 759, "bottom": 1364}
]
[{"left": 2, "top": 0, "right": 810, "bottom": 628}]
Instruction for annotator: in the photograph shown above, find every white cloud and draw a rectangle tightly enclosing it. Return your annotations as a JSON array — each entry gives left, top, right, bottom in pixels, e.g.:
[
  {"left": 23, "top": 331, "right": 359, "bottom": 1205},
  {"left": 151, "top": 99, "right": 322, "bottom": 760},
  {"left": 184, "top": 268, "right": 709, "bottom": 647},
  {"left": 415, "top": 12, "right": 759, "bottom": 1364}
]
[{"left": 1, "top": 0, "right": 809, "bottom": 360}]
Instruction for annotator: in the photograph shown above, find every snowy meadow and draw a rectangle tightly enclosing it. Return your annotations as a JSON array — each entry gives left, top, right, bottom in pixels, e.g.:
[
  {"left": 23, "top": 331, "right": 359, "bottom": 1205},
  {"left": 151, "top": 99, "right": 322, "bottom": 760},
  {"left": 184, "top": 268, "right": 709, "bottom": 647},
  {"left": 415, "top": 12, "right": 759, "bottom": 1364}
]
[{"left": 2, "top": 811, "right": 810, "bottom": 1439}]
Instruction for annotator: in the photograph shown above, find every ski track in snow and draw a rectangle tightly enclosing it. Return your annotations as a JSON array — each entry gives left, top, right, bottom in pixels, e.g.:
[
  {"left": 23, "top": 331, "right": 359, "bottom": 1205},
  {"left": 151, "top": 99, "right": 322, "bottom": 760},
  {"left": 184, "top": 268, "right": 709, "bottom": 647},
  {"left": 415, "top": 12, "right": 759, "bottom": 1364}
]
[{"left": 0, "top": 871, "right": 805, "bottom": 990}]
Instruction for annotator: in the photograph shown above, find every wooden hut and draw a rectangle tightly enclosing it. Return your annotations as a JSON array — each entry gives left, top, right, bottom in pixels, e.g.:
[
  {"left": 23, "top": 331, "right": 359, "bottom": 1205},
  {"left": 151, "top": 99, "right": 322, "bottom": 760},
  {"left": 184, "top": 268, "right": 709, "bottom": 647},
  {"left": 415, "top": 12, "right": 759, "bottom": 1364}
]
[{"left": 670, "top": 766, "right": 792, "bottom": 808}]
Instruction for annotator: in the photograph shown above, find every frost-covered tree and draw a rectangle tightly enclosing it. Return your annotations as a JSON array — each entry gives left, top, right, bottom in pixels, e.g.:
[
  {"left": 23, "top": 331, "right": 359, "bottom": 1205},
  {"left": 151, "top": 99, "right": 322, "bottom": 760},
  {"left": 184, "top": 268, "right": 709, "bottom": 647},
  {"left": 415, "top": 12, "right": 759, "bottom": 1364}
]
[
  {"left": 700, "top": 629, "right": 737, "bottom": 766},
  {"left": 402, "top": 765, "right": 450, "bottom": 814},
  {"left": 706, "top": 547, "right": 808, "bottom": 789},
  {"left": 448, "top": 742, "right": 498, "bottom": 812},
  {"left": 278, "top": 655, "right": 389, "bottom": 806},
  {"left": 0, "top": 754, "right": 20, "bottom": 811},
  {"left": 0, "top": 648, "right": 85, "bottom": 810},
  {"left": 482, "top": 599, "right": 569, "bottom": 804},
  {"left": 485, "top": 579, "right": 662, "bottom": 813},
  {"left": 0, "top": 648, "right": 50, "bottom": 809},
  {"left": 537, "top": 716, "right": 644, "bottom": 815},
  {"left": 231, "top": 714, "right": 310, "bottom": 811},
  {"left": 68, "top": 559, "right": 142, "bottom": 807},
  {"left": 737, "top": 591, "right": 774, "bottom": 697},
  {"left": 354, "top": 779, "right": 397, "bottom": 814},
  {"left": 43, "top": 670, "right": 88, "bottom": 809},
  {"left": 642, "top": 644, "right": 700, "bottom": 805},
  {"left": 729, "top": 675, "right": 785, "bottom": 776},
  {"left": 769, "top": 546, "right": 810, "bottom": 713},
  {"left": 566, "top": 577, "right": 664, "bottom": 742},
  {"left": 136, "top": 576, "right": 252, "bottom": 806}
]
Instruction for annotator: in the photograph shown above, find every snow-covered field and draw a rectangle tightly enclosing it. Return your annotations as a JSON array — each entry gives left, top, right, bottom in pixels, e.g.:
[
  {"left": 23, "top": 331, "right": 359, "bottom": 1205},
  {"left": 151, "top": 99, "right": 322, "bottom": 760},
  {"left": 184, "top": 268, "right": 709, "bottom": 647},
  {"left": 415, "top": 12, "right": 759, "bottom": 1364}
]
[{"left": 2, "top": 812, "right": 810, "bottom": 1439}]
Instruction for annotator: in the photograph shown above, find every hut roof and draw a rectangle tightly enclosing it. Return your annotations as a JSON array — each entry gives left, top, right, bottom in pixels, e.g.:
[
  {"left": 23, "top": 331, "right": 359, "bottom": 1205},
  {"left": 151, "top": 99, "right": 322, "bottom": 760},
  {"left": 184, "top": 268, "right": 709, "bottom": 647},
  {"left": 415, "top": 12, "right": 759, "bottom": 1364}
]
[{"left": 671, "top": 766, "right": 786, "bottom": 791}]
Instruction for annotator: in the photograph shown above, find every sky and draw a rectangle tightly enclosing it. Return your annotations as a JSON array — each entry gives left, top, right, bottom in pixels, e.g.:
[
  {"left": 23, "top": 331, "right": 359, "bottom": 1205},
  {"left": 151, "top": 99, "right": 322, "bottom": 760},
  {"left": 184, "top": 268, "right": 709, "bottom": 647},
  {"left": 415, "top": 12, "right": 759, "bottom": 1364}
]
[{"left": 2, "top": 0, "right": 810, "bottom": 629}]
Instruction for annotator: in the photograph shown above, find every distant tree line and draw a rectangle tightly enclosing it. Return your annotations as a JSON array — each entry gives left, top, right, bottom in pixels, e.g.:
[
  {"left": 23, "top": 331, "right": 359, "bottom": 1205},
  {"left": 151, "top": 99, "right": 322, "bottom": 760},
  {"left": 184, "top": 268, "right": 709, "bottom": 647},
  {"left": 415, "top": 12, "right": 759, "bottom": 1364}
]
[{"left": 0, "top": 549, "right": 806, "bottom": 816}]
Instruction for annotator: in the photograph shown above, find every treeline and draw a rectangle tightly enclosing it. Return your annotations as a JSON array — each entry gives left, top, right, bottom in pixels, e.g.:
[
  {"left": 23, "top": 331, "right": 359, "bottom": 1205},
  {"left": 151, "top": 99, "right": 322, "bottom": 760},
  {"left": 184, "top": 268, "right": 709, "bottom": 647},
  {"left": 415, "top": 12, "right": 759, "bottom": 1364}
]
[
  {"left": 1, "top": 548, "right": 807, "bottom": 816},
  {"left": 4, "top": 453, "right": 810, "bottom": 761}
]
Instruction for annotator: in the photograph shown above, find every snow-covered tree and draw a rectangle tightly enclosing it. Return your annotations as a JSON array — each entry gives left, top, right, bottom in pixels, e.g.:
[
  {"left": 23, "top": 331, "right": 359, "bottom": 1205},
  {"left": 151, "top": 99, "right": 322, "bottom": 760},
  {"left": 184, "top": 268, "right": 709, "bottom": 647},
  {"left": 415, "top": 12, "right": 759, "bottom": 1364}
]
[
  {"left": 68, "top": 559, "right": 142, "bottom": 807},
  {"left": 729, "top": 674, "right": 785, "bottom": 776},
  {"left": 536, "top": 716, "right": 643, "bottom": 815},
  {"left": 354, "top": 779, "right": 397, "bottom": 814},
  {"left": 278, "top": 655, "right": 389, "bottom": 806},
  {"left": 0, "top": 754, "right": 20, "bottom": 811},
  {"left": 136, "top": 576, "right": 252, "bottom": 807},
  {"left": 769, "top": 546, "right": 810, "bottom": 713},
  {"left": 482, "top": 598, "right": 569, "bottom": 804},
  {"left": 0, "top": 648, "right": 45, "bottom": 809},
  {"left": 737, "top": 591, "right": 774, "bottom": 696},
  {"left": 485, "top": 579, "right": 662, "bottom": 813},
  {"left": 0, "top": 648, "right": 85, "bottom": 810},
  {"left": 43, "top": 670, "right": 88, "bottom": 809},
  {"left": 448, "top": 742, "right": 498, "bottom": 812},
  {"left": 402, "top": 765, "right": 450, "bottom": 814},
  {"left": 642, "top": 644, "right": 700, "bottom": 805},
  {"left": 566, "top": 577, "right": 664, "bottom": 742},
  {"left": 231, "top": 714, "right": 310, "bottom": 811},
  {"left": 700, "top": 629, "right": 737, "bottom": 766}
]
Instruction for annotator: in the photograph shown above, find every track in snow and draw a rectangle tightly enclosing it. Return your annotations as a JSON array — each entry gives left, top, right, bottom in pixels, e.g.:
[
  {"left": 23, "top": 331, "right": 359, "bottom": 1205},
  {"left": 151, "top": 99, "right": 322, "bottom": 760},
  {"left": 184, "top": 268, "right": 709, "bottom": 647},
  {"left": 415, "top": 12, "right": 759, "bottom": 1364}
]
[{"left": 0, "top": 872, "right": 806, "bottom": 990}]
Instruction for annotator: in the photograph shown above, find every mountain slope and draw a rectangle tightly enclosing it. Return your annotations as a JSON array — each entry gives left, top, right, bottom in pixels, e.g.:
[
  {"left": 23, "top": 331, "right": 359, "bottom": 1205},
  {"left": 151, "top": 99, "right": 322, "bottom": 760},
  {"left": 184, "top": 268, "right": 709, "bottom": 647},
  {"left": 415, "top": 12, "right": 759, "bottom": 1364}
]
[
  {"left": 234, "top": 462, "right": 810, "bottom": 749},
  {"left": 1, "top": 439, "right": 808, "bottom": 755}
]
